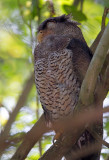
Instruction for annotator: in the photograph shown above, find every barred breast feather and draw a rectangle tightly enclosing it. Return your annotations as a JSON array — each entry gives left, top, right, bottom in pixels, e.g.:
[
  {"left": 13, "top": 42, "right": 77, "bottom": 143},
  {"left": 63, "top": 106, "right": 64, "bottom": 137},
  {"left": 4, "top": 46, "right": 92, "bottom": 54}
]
[{"left": 34, "top": 35, "right": 80, "bottom": 122}]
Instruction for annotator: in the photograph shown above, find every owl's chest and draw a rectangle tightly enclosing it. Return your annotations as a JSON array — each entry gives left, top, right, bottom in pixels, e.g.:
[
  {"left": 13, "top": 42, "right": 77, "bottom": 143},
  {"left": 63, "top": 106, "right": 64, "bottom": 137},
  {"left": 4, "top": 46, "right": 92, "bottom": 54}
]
[
  {"left": 34, "top": 48, "right": 80, "bottom": 119},
  {"left": 34, "top": 49, "right": 73, "bottom": 84}
]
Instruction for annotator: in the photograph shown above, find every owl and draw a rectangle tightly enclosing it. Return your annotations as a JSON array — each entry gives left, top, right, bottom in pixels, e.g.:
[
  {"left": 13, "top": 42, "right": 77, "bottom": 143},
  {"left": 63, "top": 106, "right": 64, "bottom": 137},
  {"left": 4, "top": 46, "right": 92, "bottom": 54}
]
[{"left": 34, "top": 15, "right": 100, "bottom": 160}]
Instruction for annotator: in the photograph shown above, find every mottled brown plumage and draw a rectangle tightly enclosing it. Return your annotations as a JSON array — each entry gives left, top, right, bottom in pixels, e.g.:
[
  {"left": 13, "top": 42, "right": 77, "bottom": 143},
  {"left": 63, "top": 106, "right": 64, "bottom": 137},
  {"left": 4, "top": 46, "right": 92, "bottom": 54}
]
[
  {"left": 34, "top": 14, "right": 91, "bottom": 121},
  {"left": 34, "top": 15, "right": 100, "bottom": 160},
  {"left": 35, "top": 37, "right": 80, "bottom": 122}
]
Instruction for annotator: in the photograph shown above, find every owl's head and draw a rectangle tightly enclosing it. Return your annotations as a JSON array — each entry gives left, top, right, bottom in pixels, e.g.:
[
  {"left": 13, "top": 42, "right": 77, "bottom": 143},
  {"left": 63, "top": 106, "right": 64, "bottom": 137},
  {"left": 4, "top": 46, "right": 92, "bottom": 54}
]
[{"left": 37, "top": 14, "right": 80, "bottom": 43}]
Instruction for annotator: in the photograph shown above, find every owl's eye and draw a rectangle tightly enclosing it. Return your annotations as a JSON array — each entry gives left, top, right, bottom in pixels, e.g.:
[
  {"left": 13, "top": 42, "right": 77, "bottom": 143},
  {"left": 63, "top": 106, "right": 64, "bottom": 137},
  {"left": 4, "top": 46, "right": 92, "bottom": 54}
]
[
  {"left": 39, "top": 31, "right": 43, "bottom": 34},
  {"left": 47, "top": 21, "right": 56, "bottom": 29}
]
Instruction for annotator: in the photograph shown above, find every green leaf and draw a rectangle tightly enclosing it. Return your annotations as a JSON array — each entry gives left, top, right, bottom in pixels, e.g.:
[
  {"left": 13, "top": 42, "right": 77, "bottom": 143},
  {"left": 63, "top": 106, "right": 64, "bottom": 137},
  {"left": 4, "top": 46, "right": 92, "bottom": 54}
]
[
  {"left": 102, "top": 153, "right": 109, "bottom": 159},
  {"left": 62, "top": 5, "right": 87, "bottom": 21}
]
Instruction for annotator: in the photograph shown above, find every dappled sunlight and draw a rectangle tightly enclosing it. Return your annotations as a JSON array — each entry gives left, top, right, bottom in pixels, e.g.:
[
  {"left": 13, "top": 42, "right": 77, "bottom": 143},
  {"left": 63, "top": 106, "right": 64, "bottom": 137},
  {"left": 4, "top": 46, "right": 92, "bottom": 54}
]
[
  {"left": 0, "top": 107, "right": 9, "bottom": 126},
  {"left": 0, "top": 30, "right": 27, "bottom": 58}
]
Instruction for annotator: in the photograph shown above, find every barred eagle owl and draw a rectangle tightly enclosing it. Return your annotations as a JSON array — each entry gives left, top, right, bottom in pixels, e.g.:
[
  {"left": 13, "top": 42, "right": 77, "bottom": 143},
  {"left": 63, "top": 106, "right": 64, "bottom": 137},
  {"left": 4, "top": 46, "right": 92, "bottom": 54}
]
[{"left": 34, "top": 15, "right": 100, "bottom": 160}]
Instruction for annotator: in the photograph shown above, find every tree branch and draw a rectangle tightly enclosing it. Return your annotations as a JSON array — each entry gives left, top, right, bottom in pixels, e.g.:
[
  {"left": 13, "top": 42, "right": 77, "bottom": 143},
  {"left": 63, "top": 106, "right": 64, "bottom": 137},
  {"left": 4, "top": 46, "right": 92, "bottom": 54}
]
[
  {"left": 80, "top": 0, "right": 84, "bottom": 11},
  {"left": 0, "top": 73, "right": 34, "bottom": 154},
  {"left": 11, "top": 114, "right": 50, "bottom": 160},
  {"left": 73, "top": 0, "right": 80, "bottom": 7},
  {"left": 0, "top": 132, "right": 25, "bottom": 154},
  {"left": 46, "top": 0, "right": 55, "bottom": 17},
  {"left": 38, "top": 106, "right": 109, "bottom": 160},
  {"left": 17, "top": 0, "right": 31, "bottom": 29},
  {"left": 36, "top": 95, "right": 42, "bottom": 156},
  {"left": 87, "top": 127, "right": 109, "bottom": 148},
  {"left": 10, "top": 102, "right": 109, "bottom": 160},
  {"left": 102, "top": 140, "right": 109, "bottom": 148},
  {"left": 79, "top": 22, "right": 109, "bottom": 106},
  {"left": 104, "top": 64, "right": 109, "bottom": 90},
  {"left": 100, "top": 51, "right": 109, "bottom": 79},
  {"left": 65, "top": 142, "right": 102, "bottom": 160},
  {"left": 106, "top": 155, "right": 109, "bottom": 160}
]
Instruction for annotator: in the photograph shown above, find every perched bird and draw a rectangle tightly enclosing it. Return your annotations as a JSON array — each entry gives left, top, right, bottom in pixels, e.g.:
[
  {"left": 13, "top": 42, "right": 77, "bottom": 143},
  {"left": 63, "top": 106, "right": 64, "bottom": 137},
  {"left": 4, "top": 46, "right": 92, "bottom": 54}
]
[{"left": 34, "top": 14, "right": 100, "bottom": 160}]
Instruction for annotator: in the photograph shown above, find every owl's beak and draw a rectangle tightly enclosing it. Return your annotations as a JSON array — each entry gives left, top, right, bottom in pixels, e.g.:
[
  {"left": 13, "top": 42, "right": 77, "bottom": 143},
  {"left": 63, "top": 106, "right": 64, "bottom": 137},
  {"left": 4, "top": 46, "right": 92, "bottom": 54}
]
[
  {"left": 37, "top": 32, "right": 42, "bottom": 43},
  {"left": 37, "top": 30, "right": 53, "bottom": 43}
]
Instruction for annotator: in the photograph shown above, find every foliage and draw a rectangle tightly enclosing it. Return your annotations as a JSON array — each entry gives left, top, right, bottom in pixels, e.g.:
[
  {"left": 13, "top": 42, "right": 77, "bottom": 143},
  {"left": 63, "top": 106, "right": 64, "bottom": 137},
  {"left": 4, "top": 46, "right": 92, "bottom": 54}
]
[{"left": 0, "top": 0, "right": 109, "bottom": 159}]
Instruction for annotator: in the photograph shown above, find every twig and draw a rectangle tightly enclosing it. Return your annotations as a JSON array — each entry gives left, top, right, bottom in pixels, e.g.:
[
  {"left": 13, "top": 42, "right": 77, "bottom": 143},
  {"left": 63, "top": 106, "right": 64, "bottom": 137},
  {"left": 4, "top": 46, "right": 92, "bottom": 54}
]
[
  {"left": 73, "top": 0, "right": 84, "bottom": 11},
  {"left": 36, "top": 95, "right": 42, "bottom": 156},
  {"left": 90, "top": 7, "right": 109, "bottom": 53},
  {"left": 46, "top": 0, "right": 55, "bottom": 17},
  {"left": 73, "top": 0, "right": 80, "bottom": 7},
  {"left": 103, "top": 140, "right": 109, "bottom": 148},
  {"left": 17, "top": 0, "right": 31, "bottom": 29},
  {"left": 87, "top": 127, "right": 109, "bottom": 148},
  {"left": 8, "top": 133, "right": 25, "bottom": 146},
  {"left": 0, "top": 133, "right": 25, "bottom": 155},
  {"left": 101, "top": 7, "right": 109, "bottom": 30},
  {"left": 80, "top": 0, "right": 84, "bottom": 11}
]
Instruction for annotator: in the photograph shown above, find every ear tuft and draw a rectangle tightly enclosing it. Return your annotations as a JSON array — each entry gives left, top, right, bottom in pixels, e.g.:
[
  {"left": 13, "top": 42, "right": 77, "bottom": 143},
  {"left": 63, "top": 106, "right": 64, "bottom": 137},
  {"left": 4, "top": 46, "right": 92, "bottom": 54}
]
[{"left": 65, "top": 14, "right": 73, "bottom": 20}]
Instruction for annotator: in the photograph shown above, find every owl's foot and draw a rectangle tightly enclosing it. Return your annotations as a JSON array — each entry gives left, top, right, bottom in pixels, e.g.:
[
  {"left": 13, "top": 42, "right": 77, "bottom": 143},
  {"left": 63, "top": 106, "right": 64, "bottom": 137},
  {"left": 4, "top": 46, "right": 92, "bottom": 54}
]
[{"left": 53, "top": 132, "right": 62, "bottom": 143}]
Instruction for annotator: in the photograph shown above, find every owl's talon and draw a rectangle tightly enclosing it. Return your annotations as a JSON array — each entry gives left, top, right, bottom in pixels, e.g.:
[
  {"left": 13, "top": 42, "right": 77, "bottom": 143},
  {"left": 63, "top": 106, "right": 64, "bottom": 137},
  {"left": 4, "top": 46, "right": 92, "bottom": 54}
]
[
  {"left": 53, "top": 137, "right": 56, "bottom": 144},
  {"left": 53, "top": 132, "right": 62, "bottom": 144}
]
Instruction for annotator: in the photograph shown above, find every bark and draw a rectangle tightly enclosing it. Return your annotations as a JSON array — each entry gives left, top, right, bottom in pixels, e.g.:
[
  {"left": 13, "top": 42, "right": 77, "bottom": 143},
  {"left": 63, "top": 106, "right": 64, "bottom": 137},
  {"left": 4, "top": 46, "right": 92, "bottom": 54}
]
[
  {"left": 10, "top": 102, "right": 109, "bottom": 160},
  {"left": 38, "top": 107, "right": 109, "bottom": 160},
  {"left": 106, "top": 155, "right": 109, "bottom": 160},
  {"left": 79, "top": 22, "right": 109, "bottom": 106}
]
